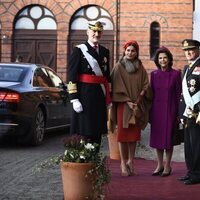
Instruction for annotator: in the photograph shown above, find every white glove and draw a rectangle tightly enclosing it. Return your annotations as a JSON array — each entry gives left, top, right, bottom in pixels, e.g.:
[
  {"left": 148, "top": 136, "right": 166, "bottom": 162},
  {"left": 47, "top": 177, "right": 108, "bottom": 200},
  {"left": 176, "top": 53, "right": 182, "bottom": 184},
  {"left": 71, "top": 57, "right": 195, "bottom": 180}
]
[
  {"left": 196, "top": 112, "right": 200, "bottom": 124},
  {"left": 71, "top": 99, "right": 83, "bottom": 113}
]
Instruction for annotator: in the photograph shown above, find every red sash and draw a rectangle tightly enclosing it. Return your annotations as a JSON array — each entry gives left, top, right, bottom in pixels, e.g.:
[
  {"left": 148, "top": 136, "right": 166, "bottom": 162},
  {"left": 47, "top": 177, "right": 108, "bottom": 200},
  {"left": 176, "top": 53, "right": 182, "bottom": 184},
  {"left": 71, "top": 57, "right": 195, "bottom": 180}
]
[{"left": 78, "top": 74, "right": 111, "bottom": 105}]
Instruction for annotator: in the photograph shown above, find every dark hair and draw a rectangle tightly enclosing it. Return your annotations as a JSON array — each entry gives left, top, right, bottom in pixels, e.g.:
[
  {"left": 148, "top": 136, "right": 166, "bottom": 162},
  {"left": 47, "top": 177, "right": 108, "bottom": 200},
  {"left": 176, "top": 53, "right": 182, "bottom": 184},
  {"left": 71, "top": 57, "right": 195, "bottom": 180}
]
[{"left": 154, "top": 46, "right": 173, "bottom": 69}]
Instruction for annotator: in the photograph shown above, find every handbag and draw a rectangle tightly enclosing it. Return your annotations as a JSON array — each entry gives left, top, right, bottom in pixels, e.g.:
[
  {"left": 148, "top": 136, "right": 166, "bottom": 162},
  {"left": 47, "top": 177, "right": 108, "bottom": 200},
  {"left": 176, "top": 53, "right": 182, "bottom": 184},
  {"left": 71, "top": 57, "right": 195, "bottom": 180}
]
[{"left": 172, "top": 123, "right": 184, "bottom": 146}]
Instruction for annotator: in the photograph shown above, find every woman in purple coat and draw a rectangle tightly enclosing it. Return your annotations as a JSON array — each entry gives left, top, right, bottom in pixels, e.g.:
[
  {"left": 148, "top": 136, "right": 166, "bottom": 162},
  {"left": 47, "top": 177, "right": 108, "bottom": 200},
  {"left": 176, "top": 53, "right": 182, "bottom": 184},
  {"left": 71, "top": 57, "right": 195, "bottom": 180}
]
[{"left": 150, "top": 46, "right": 182, "bottom": 177}]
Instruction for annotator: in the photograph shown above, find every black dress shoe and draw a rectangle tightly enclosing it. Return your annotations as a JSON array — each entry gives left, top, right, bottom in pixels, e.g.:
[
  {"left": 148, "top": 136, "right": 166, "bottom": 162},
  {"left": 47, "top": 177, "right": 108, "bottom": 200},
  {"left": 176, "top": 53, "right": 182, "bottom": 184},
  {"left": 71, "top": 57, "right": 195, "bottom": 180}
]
[
  {"left": 178, "top": 175, "right": 190, "bottom": 181},
  {"left": 152, "top": 167, "right": 164, "bottom": 176},
  {"left": 161, "top": 168, "right": 172, "bottom": 177},
  {"left": 184, "top": 179, "right": 200, "bottom": 185}
]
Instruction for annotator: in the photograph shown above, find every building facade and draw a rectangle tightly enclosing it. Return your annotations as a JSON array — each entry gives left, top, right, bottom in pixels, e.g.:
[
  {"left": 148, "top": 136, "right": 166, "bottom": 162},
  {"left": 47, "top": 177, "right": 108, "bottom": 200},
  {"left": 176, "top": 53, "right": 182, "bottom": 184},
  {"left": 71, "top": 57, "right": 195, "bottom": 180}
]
[
  {"left": 193, "top": 0, "right": 200, "bottom": 41},
  {"left": 0, "top": 0, "right": 195, "bottom": 80}
]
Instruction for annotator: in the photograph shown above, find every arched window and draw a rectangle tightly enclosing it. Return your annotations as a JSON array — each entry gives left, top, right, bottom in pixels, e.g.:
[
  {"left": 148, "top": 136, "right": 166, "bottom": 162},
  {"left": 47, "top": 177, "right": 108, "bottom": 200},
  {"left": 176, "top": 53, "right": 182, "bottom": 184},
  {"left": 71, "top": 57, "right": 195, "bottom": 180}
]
[
  {"left": 70, "top": 5, "right": 113, "bottom": 30},
  {"left": 13, "top": 5, "right": 57, "bottom": 70},
  {"left": 14, "top": 5, "right": 57, "bottom": 30},
  {"left": 150, "top": 22, "right": 160, "bottom": 59}
]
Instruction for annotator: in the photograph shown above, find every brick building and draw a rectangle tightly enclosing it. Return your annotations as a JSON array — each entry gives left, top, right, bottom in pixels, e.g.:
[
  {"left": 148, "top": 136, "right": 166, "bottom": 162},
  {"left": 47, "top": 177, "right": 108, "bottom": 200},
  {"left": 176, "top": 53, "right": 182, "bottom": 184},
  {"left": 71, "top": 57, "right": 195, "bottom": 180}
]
[{"left": 0, "top": 0, "right": 196, "bottom": 80}]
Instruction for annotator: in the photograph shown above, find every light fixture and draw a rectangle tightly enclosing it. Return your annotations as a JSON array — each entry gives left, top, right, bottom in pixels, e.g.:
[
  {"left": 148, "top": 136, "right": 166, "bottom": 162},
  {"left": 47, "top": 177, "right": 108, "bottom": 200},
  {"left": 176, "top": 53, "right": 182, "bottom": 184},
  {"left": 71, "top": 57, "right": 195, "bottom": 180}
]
[{"left": 2, "top": 34, "right": 9, "bottom": 43}]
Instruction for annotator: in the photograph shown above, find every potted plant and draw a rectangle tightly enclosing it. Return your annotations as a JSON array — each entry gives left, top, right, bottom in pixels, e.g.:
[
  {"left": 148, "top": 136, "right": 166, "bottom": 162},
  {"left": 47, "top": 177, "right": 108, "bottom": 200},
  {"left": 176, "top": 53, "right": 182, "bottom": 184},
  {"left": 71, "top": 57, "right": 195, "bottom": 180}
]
[
  {"left": 34, "top": 135, "right": 111, "bottom": 200},
  {"left": 107, "top": 109, "right": 121, "bottom": 160},
  {"left": 107, "top": 129, "right": 121, "bottom": 160}
]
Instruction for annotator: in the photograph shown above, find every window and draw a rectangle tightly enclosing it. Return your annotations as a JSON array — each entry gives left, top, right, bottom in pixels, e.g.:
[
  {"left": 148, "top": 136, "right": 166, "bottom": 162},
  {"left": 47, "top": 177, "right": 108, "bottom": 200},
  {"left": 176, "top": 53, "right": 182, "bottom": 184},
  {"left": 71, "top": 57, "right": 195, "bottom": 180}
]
[
  {"left": 15, "top": 5, "right": 57, "bottom": 30},
  {"left": 33, "top": 68, "right": 54, "bottom": 87},
  {"left": 150, "top": 22, "right": 160, "bottom": 59},
  {"left": 70, "top": 5, "right": 113, "bottom": 30},
  {"left": 0, "top": 66, "right": 26, "bottom": 82},
  {"left": 47, "top": 69, "right": 63, "bottom": 87}
]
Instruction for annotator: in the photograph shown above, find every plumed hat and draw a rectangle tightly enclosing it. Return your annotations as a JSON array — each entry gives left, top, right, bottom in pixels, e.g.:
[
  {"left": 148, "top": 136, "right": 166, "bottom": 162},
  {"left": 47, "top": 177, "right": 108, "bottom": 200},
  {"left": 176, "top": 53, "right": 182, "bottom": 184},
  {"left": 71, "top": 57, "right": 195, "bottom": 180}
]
[{"left": 88, "top": 21, "right": 105, "bottom": 31}]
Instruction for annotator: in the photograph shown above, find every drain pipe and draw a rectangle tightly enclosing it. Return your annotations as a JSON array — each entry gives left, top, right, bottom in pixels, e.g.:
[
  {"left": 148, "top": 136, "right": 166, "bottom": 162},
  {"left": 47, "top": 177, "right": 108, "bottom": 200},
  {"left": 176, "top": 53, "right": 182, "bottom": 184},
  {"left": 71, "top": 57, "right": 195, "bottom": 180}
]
[{"left": 116, "top": 0, "right": 120, "bottom": 62}]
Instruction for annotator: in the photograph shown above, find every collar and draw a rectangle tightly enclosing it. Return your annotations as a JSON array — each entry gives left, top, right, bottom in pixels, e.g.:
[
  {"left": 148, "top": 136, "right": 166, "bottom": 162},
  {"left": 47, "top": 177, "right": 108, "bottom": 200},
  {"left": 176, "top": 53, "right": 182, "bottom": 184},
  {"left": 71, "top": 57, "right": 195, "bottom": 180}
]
[
  {"left": 87, "top": 40, "right": 99, "bottom": 48},
  {"left": 189, "top": 56, "right": 200, "bottom": 67}
]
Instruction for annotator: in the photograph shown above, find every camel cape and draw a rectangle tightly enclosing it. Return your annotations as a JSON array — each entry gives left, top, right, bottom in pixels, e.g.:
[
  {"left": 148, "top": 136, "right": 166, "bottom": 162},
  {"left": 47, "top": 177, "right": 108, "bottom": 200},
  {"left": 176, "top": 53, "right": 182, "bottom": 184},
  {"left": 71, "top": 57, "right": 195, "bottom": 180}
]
[{"left": 110, "top": 61, "right": 152, "bottom": 132}]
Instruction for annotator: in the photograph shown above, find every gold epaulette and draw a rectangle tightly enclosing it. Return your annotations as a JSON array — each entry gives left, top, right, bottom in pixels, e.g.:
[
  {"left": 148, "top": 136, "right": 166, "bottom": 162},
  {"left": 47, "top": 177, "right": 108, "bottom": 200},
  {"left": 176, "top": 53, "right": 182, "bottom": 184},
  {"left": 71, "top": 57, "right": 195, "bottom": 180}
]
[{"left": 67, "top": 81, "right": 77, "bottom": 94}]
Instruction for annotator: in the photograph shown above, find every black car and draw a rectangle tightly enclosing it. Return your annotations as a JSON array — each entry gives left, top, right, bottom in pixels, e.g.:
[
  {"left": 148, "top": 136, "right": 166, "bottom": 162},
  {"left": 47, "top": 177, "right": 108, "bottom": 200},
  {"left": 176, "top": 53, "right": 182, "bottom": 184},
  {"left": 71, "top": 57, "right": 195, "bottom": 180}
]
[{"left": 0, "top": 63, "right": 71, "bottom": 145}]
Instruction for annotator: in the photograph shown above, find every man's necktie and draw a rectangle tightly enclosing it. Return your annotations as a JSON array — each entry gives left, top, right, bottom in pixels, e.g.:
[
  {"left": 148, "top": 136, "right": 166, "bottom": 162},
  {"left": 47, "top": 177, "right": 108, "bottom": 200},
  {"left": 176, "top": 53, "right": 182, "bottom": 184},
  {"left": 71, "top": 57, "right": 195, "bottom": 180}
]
[{"left": 93, "top": 45, "right": 98, "bottom": 51}]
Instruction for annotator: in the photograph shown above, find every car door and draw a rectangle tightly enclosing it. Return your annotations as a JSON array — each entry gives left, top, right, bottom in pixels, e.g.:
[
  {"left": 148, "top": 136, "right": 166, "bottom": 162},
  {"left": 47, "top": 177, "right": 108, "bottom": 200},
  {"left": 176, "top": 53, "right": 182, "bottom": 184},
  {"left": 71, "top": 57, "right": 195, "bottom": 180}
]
[
  {"left": 46, "top": 68, "right": 71, "bottom": 126},
  {"left": 33, "top": 67, "right": 61, "bottom": 128}
]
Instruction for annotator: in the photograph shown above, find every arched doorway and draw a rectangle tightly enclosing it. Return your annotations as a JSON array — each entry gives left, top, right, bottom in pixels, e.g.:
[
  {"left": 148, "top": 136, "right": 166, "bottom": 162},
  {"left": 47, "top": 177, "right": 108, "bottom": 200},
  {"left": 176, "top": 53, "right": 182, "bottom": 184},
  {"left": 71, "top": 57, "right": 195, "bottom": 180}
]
[
  {"left": 13, "top": 5, "right": 57, "bottom": 70},
  {"left": 68, "top": 5, "right": 114, "bottom": 69}
]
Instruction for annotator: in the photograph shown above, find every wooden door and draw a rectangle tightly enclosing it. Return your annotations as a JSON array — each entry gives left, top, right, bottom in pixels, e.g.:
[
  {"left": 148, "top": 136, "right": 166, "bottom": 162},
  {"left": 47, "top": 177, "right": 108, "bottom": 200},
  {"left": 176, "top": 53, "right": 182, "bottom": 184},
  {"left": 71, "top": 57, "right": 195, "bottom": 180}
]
[
  {"left": 13, "top": 30, "right": 57, "bottom": 70},
  {"left": 13, "top": 40, "right": 35, "bottom": 63},
  {"left": 37, "top": 40, "right": 56, "bottom": 70}
]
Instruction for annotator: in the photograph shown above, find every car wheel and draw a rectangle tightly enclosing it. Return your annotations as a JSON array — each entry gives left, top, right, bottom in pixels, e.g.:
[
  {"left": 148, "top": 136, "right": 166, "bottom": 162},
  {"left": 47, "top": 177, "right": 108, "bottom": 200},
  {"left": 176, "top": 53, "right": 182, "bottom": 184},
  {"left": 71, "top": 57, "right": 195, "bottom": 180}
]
[
  {"left": 30, "top": 107, "right": 45, "bottom": 146},
  {"left": 18, "top": 107, "right": 45, "bottom": 146}
]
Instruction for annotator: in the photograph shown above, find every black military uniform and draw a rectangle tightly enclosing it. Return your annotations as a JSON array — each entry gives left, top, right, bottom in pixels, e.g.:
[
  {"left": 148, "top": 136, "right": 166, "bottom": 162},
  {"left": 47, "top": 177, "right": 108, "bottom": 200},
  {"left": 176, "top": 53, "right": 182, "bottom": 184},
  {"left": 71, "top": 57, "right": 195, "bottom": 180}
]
[
  {"left": 67, "top": 21, "right": 111, "bottom": 146},
  {"left": 179, "top": 39, "right": 200, "bottom": 185}
]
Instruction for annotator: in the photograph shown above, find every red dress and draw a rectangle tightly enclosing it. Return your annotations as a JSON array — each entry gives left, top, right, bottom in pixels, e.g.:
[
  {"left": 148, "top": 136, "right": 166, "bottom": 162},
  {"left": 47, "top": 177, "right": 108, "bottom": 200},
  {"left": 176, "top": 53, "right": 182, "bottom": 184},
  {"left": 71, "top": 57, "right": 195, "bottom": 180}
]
[{"left": 117, "top": 102, "right": 141, "bottom": 142}]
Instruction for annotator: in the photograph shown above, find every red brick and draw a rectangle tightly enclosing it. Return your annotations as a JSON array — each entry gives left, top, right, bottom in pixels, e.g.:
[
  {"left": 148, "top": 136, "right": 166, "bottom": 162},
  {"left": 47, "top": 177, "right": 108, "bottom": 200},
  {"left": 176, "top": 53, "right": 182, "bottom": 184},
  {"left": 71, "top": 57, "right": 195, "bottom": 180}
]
[{"left": 0, "top": 0, "right": 193, "bottom": 78}]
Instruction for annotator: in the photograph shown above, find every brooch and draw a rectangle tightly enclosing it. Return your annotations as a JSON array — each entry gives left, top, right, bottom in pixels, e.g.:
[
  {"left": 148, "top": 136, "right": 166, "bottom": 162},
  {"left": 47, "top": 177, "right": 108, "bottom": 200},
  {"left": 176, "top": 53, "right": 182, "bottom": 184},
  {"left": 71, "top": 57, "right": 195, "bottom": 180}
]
[
  {"left": 188, "top": 79, "right": 196, "bottom": 93},
  {"left": 101, "top": 57, "right": 108, "bottom": 71},
  {"left": 103, "top": 57, "right": 107, "bottom": 63}
]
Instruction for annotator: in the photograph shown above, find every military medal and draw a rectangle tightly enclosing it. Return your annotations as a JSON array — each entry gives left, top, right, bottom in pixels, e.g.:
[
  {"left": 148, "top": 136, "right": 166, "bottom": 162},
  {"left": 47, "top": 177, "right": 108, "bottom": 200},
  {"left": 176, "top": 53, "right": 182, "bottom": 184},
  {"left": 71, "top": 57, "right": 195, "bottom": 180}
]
[{"left": 189, "top": 79, "right": 196, "bottom": 93}]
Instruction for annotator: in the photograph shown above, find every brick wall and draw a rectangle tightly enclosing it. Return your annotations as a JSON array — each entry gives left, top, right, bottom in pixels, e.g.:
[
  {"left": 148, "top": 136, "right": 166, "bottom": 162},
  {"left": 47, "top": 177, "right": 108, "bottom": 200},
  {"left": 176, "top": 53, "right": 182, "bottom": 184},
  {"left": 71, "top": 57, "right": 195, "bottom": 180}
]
[
  {"left": 0, "top": 0, "right": 193, "bottom": 80},
  {"left": 118, "top": 0, "right": 193, "bottom": 72}
]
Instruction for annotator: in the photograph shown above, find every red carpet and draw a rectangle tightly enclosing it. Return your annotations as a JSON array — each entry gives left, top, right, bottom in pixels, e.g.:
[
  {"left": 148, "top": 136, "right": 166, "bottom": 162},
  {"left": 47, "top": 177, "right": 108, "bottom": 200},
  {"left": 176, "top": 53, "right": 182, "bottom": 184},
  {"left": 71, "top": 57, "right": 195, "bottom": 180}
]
[{"left": 106, "top": 158, "right": 200, "bottom": 200}]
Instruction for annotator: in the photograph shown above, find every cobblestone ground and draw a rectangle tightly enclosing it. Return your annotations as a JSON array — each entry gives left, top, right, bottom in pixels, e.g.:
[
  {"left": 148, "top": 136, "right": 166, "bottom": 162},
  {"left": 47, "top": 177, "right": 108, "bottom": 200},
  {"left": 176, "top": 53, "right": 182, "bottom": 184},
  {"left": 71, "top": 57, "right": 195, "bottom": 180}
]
[
  {"left": 0, "top": 131, "right": 66, "bottom": 200},
  {"left": 0, "top": 125, "right": 184, "bottom": 200}
]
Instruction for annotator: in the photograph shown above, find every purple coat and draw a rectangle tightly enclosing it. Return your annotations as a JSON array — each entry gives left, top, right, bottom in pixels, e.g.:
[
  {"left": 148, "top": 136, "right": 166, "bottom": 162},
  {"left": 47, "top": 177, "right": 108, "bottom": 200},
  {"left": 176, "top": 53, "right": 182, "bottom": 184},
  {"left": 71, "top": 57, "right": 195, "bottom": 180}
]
[{"left": 149, "top": 68, "right": 182, "bottom": 149}]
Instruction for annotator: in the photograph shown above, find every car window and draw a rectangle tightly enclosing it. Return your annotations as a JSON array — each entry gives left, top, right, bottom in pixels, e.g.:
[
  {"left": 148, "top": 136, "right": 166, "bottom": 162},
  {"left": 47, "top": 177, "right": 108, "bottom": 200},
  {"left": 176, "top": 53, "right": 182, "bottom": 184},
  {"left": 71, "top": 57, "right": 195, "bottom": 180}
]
[
  {"left": 0, "top": 66, "right": 25, "bottom": 82},
  {"left": 46, "top": 69, "right": 63, "bottom": 87},
  {"left": 33, "top": 68, "right": 54, "bottom": 87}
]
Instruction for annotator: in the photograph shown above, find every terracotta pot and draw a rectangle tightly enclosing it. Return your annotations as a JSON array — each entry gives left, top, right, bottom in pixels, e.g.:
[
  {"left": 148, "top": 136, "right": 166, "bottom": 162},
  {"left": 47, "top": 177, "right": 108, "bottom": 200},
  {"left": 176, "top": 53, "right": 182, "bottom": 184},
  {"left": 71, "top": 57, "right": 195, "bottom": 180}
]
[
  {"left": 107, "top": 130, "right": 128, "bottom": 160},
  {"left": 61, "top": 161, "right": 96, "bottom": 200},
  {"left": 107, "top": 131, "right": 121, "bottom": 160}
]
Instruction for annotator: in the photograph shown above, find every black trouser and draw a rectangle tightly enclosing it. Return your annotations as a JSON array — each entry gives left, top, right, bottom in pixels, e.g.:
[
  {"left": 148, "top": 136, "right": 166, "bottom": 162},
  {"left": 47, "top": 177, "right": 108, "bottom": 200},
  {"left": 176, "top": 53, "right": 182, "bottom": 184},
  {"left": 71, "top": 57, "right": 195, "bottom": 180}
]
[{"left": 184, "top": 119, "right": 200, "bottom": 180}]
